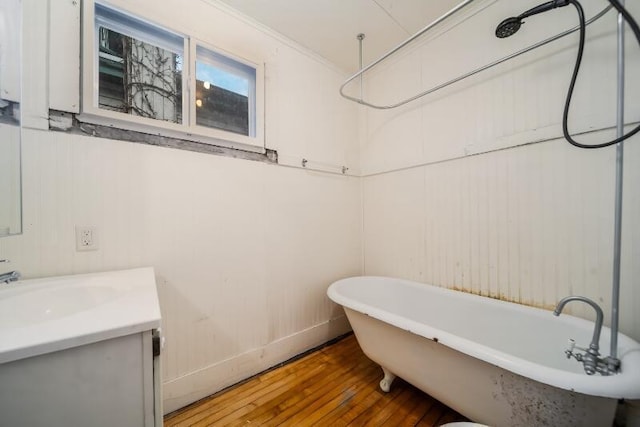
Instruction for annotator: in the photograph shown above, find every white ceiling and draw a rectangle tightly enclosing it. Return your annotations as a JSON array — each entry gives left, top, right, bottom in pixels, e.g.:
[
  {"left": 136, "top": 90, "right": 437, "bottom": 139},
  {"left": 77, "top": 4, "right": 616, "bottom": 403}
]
[{"left": 217, "top": 0, "right": 462, "bottom": 74}]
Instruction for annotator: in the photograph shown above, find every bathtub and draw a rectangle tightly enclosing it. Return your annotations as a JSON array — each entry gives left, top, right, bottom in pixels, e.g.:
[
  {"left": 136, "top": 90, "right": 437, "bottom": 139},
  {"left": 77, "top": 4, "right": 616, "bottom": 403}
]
[{"left": 327, "top": 276, "right": 640, "bottom": 427}]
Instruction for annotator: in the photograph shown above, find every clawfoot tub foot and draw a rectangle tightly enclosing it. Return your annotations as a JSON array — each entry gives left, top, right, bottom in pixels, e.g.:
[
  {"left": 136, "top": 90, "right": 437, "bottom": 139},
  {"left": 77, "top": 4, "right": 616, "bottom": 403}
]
[{"left": 379, "top": 367, "right": 396, "bottom": 392}]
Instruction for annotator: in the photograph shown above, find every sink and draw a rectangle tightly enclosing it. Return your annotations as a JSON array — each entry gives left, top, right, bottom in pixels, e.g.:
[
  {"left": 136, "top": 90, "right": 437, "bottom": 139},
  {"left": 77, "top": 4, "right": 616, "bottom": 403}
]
[
  {"left": 0, "top": 268, "right": 163, "bottom": 427},
  {"left": 0, "top": 268, "right": 161, "bottom": 364},
  {"left": 0, "top": 284, "right": 122, "bottom": 327}
]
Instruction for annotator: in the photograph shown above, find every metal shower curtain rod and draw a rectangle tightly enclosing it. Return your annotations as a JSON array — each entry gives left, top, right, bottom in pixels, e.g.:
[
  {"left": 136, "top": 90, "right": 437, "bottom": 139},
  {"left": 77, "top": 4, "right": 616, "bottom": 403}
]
[{"left": 340, "top": 1, "right": 614, "bottom": 109}]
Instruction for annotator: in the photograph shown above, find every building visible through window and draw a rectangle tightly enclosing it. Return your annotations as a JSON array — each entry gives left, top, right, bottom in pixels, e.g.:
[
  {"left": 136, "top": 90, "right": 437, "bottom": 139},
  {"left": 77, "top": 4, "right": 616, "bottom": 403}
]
[
  {"left": 98, "top": 27, "right": 183, "bottom": 123},
  {"left": 195, "top": 51, "right": 253, "bottom": 136}
]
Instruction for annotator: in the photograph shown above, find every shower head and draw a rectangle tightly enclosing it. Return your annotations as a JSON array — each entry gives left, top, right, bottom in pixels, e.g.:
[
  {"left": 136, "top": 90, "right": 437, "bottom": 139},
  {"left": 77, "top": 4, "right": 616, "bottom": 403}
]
[
  {"left": 495, "top": 0, "right": 571, "bottom": 38},
  {"left": 495, "top": 17, "right": 522, "bottom": 38}
]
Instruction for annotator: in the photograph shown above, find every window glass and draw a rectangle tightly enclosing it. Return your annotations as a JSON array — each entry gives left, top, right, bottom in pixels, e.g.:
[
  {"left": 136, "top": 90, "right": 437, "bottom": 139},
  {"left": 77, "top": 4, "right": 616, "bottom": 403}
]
[
  {"left": 195, "top": 46, "right": 256, "bottom": 136},
  {"left": 87, "top": 3, "right": 263, "bottom": 149},
  {"left": 96, "top": 4, "right": 183, "bottom": 123}
]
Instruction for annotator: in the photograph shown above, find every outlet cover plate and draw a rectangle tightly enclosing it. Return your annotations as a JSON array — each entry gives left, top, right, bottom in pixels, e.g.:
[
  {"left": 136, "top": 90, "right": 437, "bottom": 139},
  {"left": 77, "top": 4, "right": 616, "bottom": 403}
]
[{"left": 76, "top": 226, "right": 99, "bottom": 251}]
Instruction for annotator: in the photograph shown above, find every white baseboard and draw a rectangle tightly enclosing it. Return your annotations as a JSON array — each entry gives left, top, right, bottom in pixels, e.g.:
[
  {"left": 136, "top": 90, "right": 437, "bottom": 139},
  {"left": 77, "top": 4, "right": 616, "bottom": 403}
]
[{"left": 162, "top": 315, "right": 352, "bottom": 415}]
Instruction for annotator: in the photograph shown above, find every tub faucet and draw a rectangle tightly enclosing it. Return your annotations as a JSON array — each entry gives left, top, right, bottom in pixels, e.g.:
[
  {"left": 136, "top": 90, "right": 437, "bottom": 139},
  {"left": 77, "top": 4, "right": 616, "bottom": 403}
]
[{"left": 553, "top": 296, "right": 620, "bottom": 376}]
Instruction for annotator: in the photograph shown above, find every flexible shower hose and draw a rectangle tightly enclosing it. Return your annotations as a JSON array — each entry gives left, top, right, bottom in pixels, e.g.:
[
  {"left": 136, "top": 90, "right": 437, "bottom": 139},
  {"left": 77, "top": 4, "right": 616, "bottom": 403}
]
[{"left": 563, "top": 0, "right": 640, "bottom": 148}]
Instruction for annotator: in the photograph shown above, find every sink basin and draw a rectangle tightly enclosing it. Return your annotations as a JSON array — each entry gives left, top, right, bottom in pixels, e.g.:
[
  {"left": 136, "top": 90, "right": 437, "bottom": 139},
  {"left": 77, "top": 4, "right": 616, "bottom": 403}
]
[
  {"left": 0, "top": 268, "right": 161, "bottom": 364},
  {"left": 0, "top": 284, "right": 122, "bottom": 327}
]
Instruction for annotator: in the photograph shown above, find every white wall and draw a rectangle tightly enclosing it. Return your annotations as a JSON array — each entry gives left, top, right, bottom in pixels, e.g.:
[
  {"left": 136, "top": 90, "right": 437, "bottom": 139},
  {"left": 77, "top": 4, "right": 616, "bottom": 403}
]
[
  {"left": 359, "top": 0, "right": 640, "bottom": 342},
  {"left": 0, "top": 125, "right": 21, "bottom": 235},
  {"left": 4, "top": 0, "right": 640, "bottom": 415},
  {"left": 0, "top": 0, "right": 362, "bottom": 414}
]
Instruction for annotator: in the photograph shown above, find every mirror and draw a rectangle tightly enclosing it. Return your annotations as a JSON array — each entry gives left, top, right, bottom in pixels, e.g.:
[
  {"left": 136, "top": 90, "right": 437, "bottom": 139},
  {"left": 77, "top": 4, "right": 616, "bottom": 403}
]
[{"left": 0, "top": 0, "right": 22, "bottom": 236}]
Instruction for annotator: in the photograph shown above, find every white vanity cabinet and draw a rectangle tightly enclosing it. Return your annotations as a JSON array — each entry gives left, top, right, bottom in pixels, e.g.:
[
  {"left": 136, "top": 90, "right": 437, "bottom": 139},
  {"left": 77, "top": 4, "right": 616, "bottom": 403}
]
[{"left": 0, "top": 268, "right": 163, "bottom": 427}]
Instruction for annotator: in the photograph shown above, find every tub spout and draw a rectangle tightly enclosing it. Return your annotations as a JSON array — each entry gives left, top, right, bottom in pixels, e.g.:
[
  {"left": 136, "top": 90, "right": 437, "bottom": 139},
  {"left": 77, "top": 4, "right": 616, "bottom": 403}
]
[
  {"left": 553, "top": 296, "right": 619, "bottom": 375},
  {"left": 554, "top": 296, "right": 604, "bottom": 353}
]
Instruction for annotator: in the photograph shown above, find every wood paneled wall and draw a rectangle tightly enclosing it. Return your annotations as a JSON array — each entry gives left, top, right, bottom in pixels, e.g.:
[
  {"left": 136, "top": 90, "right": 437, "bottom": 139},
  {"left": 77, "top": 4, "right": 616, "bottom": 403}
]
[{"left": 360, "top": 0, "right": 640, "bottom": 341}]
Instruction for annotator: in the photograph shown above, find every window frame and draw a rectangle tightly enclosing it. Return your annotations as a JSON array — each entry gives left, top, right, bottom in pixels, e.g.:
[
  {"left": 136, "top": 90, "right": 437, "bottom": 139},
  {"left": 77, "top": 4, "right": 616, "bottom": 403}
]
[
  {"left": 190, "top": 39, "right": 262, "bottom": 142},
  {"left": 80, "top": 0, "right": 265, "bottom": 153}
]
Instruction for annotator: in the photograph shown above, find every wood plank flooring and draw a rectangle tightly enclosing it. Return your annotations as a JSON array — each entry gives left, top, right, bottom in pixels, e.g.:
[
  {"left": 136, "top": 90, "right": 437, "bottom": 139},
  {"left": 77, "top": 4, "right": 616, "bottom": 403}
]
[{"left": 164, "top": 334, "right": 467, "bottom": 427}]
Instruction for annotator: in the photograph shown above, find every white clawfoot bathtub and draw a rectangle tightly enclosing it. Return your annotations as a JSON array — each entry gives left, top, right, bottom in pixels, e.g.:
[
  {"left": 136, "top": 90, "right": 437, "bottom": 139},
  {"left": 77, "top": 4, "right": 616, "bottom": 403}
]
[{"left": 327, "top": 276, "right": 640, "bottom": 427}]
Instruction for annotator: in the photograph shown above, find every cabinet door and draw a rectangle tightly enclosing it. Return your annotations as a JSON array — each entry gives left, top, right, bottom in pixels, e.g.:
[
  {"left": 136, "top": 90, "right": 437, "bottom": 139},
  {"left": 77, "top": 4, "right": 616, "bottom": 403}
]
[{"left": 0, "top": 333, "right": 150, "bottom": 427}]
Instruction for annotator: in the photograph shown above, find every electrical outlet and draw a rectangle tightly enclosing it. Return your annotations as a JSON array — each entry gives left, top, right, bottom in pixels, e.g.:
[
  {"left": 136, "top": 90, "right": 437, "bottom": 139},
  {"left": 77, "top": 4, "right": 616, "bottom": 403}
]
[{"left": 76, "top": 226, "right": 99, "bottom": 251}]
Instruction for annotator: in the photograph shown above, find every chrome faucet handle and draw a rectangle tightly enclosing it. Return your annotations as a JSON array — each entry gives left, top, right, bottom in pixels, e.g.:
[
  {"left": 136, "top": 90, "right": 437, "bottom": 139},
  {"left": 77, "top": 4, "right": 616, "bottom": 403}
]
[
  {"left": 567, "top": 338, "right": 588, "bottom": 353},
  {"left": 565, "top": 339, "right": 587, "bottom": 362},
  {"left": 565, "top": 338, "right": 620, "bottom": 375},
  {"left": 565, "top": 339, "right": 576, "bottom": 358}
]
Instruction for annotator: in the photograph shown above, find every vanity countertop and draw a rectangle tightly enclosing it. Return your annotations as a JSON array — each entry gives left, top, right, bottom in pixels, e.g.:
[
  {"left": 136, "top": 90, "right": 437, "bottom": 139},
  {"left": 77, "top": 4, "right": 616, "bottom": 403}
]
[{"left": 0, "top": 267, "right": 161, "bottom": 364}]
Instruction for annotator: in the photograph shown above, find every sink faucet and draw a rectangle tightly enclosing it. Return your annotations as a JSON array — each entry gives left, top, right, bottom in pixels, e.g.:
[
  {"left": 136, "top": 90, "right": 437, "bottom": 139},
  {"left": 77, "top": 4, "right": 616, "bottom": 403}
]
[
  {"left": 0, "top": 270, "right": 21, "bottom": 284},
  {"left": 553, "top": 296, "right": 620, "bottom": 375},
  {"left": 0, "top": 259, "right": 21, "bottom": 284}
]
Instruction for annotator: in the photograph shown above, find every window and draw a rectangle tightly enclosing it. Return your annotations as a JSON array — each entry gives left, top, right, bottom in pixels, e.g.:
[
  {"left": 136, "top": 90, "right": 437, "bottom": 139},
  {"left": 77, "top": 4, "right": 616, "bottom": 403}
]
[
  {"left": 195, "top": 46, "right": 256, "bottom": 137},
  {"left": 95, "top": 4, "right": 184, "bottom": 124},
  {"left": 81, "top": 1, "right": 264, "bottom": 151}
]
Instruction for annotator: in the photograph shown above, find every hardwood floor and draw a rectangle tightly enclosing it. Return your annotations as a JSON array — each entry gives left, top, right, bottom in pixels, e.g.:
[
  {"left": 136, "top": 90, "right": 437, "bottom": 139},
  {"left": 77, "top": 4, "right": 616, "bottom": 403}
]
[{"left": 164, "top": 334, "right": 467, "bottom": 426}]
